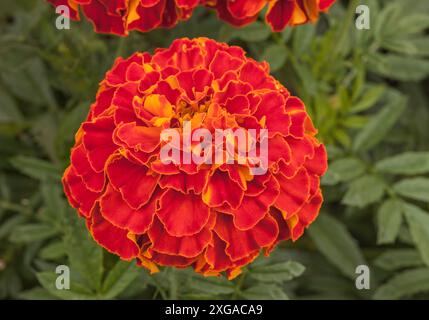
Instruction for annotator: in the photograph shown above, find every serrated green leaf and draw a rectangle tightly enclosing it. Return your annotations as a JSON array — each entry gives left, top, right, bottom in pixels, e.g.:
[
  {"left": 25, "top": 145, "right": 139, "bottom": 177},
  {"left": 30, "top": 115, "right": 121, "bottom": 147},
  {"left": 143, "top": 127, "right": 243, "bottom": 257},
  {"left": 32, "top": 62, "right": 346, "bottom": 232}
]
[
  {"left": 403, "top": 203, "right": 429, "bottom": 266},
  {"left": 36, "top": 271, "right": 95, "bottom": 300},
  {"left": 322, "top": 157, "right": 366, "bottom": 186},
  {"left": 349, "top": 85, "right": 385, "bottom": 114},
  {"left": 394, "top": 14, "right": 429, "bottom": 36},
  {"left": 249, "top": 261, "right": 305, "bottom": 283},
  {"left": 41, "top": 182, "right": 66, "bottom": 223},
  {"left": 374, "top": 268, "right": 429, "bottom": 300},
  {"left": 376, "top": 152, "right": 429, "bottom": 175},
  {"left": 377, "top": 198, "right": 403, "bottom": 244},
  {"left": 63, "top": 217, "right": 103, "bottom": 292},
  {"left": 56, "top": 102, "right": 89, "bottom": 156},
  {"left": 367, "top": 53, "right": 429, "bottom": 81},
  {"left": 393, "top": 178, "right": 429, "bottom": 202},
  {"left": 353, "top": 93, "right": 406, "bottom": 152},
  {"left": 374, "top": 249, "right": 424, "bottom": 271},
  {"left": 9, "top": 156, "right": 61, "bottom": 181},
  {"left": 1, "top": 58, "right": 57, "bottom": 109},
  {"left": 375, "top": 3, "right": 429, "bottom": 40},
  {"left": 342, "top": 175, "right": 385, "bottom": 208},
  {"left": 101, "top": 261, "right": 140, "bottom": 299},
  {"left": 374, "top": 2, "right": 403, "bottom": 42},
  {"left": 308, "top": 214, "right": 366, "bottom": 279},
  {"left": 39, "top": 242, "right": 66, "bottom": 260},
  {"left": 9, "top": 224, "right": 58, "bottom": 243},
  {"left": 382, "top": 37, "right": 429, "bottom": 57},
  {"left": 187, "top": 275, "right": 234, "bottom": 295},
  {"left": 240, "top": 284, "right": 289, "bottom": 300}
]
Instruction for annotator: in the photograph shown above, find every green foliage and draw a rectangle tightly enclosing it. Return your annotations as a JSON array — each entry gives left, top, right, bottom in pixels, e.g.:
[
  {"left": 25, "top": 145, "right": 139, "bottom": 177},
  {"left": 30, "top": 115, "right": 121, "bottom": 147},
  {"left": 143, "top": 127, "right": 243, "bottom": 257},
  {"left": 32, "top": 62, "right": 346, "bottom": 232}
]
[
  {"left": 0, "top": 0, "right": 429, "bottom": 300},
  {"left": 374, "top": 249, "right": 424, "bottom": 271},
  {"left": 308, "top": 214, "right": 366, "bottom": 279},
  {"left": 393, "top": 178, "right": 429, "bottom": 202},
  {"left": 375, "top": 152, "right": 429, "bottom": 175},
  {"left": 248, "top": 261, "right": 305, "bottom": 283},
  {"left": 373, "top": 268, "right": 429, "bottom": 300},
  {"left": 342, "top": 175, "right": 385, "bottom": 207},
  {"left": 376, "top": 198, "right": 402, "bottom": 244},
  {"left": 403, "top": 204, "right": 429, "bottom": 267}
]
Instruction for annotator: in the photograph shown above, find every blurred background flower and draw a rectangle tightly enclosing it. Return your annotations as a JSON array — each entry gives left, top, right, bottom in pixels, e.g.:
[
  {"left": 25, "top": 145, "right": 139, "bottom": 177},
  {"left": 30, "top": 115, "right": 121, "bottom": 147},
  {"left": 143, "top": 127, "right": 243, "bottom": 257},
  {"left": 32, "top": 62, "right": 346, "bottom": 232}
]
[
  {"left": 46, "top": 0, "right": 337, "bottom": 36},
  {"left": 203, "top": 0, "right": 336, "bottom": 31},
  {"left": 46, "top": 0, "right": 200, "bottom": 35}
]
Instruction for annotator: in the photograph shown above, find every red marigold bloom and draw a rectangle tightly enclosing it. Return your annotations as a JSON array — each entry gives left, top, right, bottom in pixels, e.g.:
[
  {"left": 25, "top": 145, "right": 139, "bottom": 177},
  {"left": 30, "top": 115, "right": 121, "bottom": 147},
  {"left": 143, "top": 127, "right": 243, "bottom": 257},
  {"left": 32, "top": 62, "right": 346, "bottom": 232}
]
[
  {"left": 62, "top": 37, "right": 327, "bottom": 279},
  {"left": 47, "top": 0, "right": 200, "bottom": 35},
  {"left": 203, "top": 0, "right": 336, "bottom": 31}
]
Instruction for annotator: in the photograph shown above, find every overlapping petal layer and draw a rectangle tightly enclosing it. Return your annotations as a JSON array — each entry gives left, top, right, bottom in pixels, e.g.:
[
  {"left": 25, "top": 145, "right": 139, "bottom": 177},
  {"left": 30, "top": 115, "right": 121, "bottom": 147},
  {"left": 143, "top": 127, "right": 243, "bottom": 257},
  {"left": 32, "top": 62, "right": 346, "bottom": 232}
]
[
  {"left": 203, "top": 0, "right": 337, "bottom": 31},
  {"left": 63, "top": 37, "right": 327, "bottom": 279},
  {"left": 47, "top": 0, "right": 200, "bottom": 35}
]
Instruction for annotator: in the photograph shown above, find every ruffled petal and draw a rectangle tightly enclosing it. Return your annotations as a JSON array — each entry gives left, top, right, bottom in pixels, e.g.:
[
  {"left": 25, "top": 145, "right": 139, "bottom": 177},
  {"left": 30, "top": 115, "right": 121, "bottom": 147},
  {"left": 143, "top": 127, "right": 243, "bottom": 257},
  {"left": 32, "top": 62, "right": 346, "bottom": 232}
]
[
  {"left": 254, "top": 91, "right": 291, "bottom": 137},
  {"left": 147, "top": 251, "right": 196, "bottom": 267},
  {"left": 70, "top": 144, "right": 105, "bottom": 192},
  {"left": 266, "top": 0, "right": 295, "bottom": 32},
  {"left": 202, "top": 169, "right": 244, "bottom": 210},
  {"left": 228, "top": 175, "right": 279, "bottom": 230},
  {"left": 107, "top": 156, "right": 159, "bottom": 209},
  {"left": 159, "top": 169, "right": 209, "bottom": 194},
  {"left": 157, "top": 189, "right": 211, "bottom": 236},
  {"left": 99, "top": 184, "right": 159, "bottom": 234},
  {"left": 305, "top": 143, "right": 328, "bottom": 176},
  {"left": 82, "top": 115, "right": 118, "bottom": 172},
  {"left": 148, "top": 216, "right": 212, "bottom": 258},
  {"left": 114, "top": 122, "right": 162, "bottom": 153},
  {"left": 275, "top": 167, "right": 311, "bottom": 218},
  {"left": 63, "top": 166, "right": 99, "bottom": 218},
  {"left": 214, "top": 213, "right": 278, "bottom": 261},
  {"left": 90, "top": 204, "right": 139, "bottom": 260}
]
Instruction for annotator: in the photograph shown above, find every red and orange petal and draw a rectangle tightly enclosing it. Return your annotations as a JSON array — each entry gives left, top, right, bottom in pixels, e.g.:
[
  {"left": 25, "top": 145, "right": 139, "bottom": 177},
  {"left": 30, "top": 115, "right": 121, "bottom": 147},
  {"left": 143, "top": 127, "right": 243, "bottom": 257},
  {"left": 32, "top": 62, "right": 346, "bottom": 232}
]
[
  {"left": 46, "top": 0, "right": 200, "bottom": 36},
  {"left": 62, "top": 37, "right": 327, "bottom": 279},
  {"left": 203, "top": 0, "right": 337, "bottom": 32},
  {"left": 47, "top": 0, "right": 336, "bottom": 35}
]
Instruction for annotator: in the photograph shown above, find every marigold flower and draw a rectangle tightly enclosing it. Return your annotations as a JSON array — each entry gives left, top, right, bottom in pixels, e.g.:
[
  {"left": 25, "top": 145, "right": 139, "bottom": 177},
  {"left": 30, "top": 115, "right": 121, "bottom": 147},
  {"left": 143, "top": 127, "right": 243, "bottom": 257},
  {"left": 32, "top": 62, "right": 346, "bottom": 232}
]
[
  {"left": 62, "top": 37, "right": 327, "bottom": 279},
  {"left": 203, "top": 0, "right": 336, "bottom": 31},
  {"left": 47, "top": 0, "right": 200, "bottom": 35}
]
